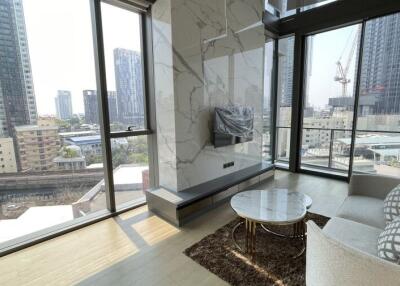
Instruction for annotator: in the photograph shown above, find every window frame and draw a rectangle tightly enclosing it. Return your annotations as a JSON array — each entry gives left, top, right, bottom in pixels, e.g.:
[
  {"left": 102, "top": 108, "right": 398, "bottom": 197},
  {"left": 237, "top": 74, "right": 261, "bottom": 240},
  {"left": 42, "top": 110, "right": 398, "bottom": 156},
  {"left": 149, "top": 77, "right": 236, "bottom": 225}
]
[{"left": 0, "top": 0, "right": 158, "bottom": 257}]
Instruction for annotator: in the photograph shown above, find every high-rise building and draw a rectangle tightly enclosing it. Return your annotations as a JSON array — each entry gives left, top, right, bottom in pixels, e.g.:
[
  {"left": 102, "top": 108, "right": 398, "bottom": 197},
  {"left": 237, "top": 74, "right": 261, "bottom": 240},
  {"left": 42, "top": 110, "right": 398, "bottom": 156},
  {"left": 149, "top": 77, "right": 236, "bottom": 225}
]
[
  {"left": 83, "top": 90, "right": 98, "bottom": 124},
  {"left": 107, "top": 91, "right": 118, "bottom": 123},
  {"left": 114, "top": 48, "right": 144, "bottom": 127},
  {"left": 359, "top": 13, "right": 400, "bottom": 115},
  {"left": 278, "top": 37, "right": 294, "bottom": 107},
  {"left": 0, "top": 0, "right": 37, "bottom": 138},
  {"left": 83, "top": 90, "right": 118, "bottom": 124},
  {"left": 55, "top": 90, "right": 73, "bottom": 120},
  {"left": 15, "top": 125, "right": 60, "bottom": 172}
]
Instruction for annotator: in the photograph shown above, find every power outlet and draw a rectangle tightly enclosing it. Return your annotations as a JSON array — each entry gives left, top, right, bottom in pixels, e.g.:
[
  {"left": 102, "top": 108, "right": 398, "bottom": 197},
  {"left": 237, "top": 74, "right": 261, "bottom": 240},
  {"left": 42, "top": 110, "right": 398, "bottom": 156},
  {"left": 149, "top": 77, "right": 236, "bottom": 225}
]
[{"left": 223, "top": 161, "right": 234, "bottom": 169}]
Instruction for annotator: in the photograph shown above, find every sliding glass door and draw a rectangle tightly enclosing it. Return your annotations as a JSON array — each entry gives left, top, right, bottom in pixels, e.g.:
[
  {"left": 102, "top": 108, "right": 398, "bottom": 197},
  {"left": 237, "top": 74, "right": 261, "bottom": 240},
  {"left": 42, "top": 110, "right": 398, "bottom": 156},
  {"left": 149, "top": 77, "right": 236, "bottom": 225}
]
[{"left": 299, "top": 24, "right": 361, "bottom": 176}]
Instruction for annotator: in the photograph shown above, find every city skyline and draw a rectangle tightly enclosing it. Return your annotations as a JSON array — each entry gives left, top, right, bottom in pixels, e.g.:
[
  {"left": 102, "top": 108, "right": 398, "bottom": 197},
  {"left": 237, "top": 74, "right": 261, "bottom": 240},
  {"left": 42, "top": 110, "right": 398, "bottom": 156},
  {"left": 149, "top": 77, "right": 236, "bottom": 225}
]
[{"left": 22, "top": 0, "right": 142, "bottom": 116}]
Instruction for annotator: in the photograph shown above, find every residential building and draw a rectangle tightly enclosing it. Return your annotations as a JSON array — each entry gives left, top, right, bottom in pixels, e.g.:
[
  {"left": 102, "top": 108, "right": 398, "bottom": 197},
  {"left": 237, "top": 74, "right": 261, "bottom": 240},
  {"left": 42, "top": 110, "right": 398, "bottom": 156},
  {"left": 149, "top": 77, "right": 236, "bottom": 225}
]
[
  {"left": 277, "top": 36, "right": 294, "bottom": 107},
  {"left": 53, "top": 145, "right": 86, "bottom": 171},
  {"left": 0, "top": 0, "right": 37, "bottom": 138},
  {"left": 114, "top": 48, "right": 144, "bottom": 127},
  {"left": 0, "top": 137, "right": 17, "bottom": 173},
  {"left": 65, "top": 135, "right": 102, "bottom": 158},
  {"left": 15, "top": 125, "right": 60, "bottom": 172},
  {"left": 107, "top": 91, "right": 118, "bottom": 123},
  {"left": 37, "top": 116, "right": 58, "bottom": 127},
  {"left": 83, "top": 90, "right": 118, "bottom": 124},
  {"left": 55, "top": 90, "right": 73, "bottom": 120},
  {"left": 83, "top": 90, "right": 97, "bottom": 124},
  {"left": 359, "top": 13, "right": 400, "bottom": 115}
]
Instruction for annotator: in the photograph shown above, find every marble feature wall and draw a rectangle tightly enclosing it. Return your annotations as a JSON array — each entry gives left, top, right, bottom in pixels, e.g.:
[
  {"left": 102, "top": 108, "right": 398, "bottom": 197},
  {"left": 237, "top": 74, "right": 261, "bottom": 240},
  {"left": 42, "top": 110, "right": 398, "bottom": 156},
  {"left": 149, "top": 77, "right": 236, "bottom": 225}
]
[{"left": 152, "top": 0, "right": 266, "bottom": 191}]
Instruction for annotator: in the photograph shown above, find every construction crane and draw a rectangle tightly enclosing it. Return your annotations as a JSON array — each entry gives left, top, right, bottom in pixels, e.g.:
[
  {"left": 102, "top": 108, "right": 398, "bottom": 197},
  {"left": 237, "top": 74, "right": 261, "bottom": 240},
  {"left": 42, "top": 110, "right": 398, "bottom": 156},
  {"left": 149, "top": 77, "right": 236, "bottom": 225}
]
[{"left": 334, "top": 26, "right": 361, "bottom": 97}]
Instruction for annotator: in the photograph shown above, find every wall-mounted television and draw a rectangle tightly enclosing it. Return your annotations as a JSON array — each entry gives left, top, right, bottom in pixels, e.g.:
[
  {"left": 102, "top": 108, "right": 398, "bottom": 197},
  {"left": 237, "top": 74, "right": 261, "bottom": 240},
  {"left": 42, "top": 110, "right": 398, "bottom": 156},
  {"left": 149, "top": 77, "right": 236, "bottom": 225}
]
[{"left": 213, "top": 106, "right": 254, "bottom": 148}]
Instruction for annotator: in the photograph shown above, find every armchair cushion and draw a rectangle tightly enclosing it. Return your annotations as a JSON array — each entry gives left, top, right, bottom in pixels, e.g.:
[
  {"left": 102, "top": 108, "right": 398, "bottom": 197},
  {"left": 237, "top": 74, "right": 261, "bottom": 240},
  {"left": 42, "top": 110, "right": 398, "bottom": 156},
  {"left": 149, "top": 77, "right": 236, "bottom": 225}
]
[
  {"left": 383, "top": 185, "right": 400, "bottom": 223},
  {"left": 336, "top": 195, "right": 386, "bottom": 229},
  {"left": 306, "top": 221, "right": 400, "bottom": 286},
  {"left": 378, "top": 217, "right": 400, "bottom": 264}
]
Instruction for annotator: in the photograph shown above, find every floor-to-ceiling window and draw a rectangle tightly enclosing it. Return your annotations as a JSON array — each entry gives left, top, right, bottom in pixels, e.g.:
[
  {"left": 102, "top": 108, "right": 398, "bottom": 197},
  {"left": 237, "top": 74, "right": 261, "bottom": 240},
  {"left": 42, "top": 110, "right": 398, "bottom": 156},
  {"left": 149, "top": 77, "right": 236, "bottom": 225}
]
[
  {"left": 300, "top": 24, "right": 361, "bottom": 176},
  {"left": 0, "top": 0, "right": 155, "bottom": 253},
  {"left": 275, "top": 36, "right": 294, "bottom": 166},
  {"left": 0, "top": 0, "right": 108, "bottom": 247},
  {"left": 353, "top": 12, "right": 400, "bottom": 177}
]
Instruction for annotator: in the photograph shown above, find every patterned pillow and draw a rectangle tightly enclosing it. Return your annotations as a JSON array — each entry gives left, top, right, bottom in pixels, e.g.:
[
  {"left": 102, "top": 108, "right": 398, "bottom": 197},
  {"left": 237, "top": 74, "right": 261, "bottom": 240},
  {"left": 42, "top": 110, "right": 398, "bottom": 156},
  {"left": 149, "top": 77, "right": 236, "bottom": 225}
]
[
  {"left": 384, "top": 185, "right": 400, "bottom": 223},
  {"left": 377, "top": 217, "right": 400, "bottom": 264}
]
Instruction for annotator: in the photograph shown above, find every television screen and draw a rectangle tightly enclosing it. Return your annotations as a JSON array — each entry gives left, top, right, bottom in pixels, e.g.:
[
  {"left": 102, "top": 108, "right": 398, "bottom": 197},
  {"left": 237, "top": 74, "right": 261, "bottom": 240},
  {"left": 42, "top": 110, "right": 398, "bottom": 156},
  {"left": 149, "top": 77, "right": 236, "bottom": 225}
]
[{"left": 213, "top": 106, "right": 254, "bottom": 148}]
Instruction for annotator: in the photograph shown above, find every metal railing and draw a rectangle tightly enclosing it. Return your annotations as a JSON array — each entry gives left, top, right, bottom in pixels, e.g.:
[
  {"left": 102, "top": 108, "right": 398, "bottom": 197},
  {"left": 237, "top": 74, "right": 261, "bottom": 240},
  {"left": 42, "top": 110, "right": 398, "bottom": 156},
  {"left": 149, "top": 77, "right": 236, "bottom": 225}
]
[
  {"left": 301, "top": 127, "right": 352, "bottom": 171},
  {"left": 276, "top": 126, "right": 400, "bottom": 173}
]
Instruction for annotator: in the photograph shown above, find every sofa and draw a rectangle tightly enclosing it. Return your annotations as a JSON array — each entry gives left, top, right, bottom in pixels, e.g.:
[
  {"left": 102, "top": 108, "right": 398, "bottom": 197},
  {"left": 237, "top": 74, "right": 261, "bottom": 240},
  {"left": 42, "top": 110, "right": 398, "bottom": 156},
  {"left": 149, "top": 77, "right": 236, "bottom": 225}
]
[{"left": 306, "top": 174, "right": 400, "bottom": 286}]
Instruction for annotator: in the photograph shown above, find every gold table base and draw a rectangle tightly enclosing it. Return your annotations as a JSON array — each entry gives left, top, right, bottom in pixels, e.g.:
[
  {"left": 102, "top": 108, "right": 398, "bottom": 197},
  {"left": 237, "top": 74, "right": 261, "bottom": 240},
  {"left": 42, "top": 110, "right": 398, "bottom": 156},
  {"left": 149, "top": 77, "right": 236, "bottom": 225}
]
[{"left": 232, "top": 218, "right": 306, "bottom": 260}]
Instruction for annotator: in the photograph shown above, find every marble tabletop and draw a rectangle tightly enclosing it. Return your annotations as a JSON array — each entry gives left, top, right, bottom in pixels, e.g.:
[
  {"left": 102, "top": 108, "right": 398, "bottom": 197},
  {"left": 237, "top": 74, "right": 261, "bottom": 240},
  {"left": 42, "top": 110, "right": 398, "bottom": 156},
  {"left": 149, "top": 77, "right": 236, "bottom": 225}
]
[{"left": 230, "top": 189, "right": 310, "bottom": 224}]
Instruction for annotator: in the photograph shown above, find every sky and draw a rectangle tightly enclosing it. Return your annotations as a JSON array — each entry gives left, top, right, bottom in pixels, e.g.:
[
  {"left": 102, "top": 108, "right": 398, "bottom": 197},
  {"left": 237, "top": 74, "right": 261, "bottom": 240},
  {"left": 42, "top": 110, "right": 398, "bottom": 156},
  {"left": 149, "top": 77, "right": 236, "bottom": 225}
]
[
  {"left": 23, "top": 0, "right": 141, "bottom": 116},
  {"left": 306, "top": 24, "right": 359, "bottom": 109},
  {"left": 22, "top": 0, "right": 355, "bottom": 116}
]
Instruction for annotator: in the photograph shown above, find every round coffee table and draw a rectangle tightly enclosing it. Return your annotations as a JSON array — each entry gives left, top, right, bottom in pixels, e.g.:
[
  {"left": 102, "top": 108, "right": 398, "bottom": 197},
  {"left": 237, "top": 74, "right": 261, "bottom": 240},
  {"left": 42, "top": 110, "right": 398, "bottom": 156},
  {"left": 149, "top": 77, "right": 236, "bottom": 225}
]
[{"left": 230, "top": 189, "right": 312, "bottom": 259}]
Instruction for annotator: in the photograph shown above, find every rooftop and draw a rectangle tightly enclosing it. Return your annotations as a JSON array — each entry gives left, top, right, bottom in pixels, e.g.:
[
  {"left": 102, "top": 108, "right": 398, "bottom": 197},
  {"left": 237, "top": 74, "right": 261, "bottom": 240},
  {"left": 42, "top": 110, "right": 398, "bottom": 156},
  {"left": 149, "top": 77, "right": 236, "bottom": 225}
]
[
  {"left": 66, "top": 135, "right": 101, "bottom": 144},
  {"left": 337, "top": 135, "right": 400, "bottom": 145},
  {"left": 15, "top": 125, "right": 59, "bottom": 132}
]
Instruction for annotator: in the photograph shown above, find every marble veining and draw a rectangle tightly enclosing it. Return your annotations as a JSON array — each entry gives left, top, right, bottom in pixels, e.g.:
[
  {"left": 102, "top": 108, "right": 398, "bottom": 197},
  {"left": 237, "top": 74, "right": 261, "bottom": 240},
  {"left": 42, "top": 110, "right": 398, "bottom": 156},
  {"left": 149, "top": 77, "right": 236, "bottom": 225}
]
[
  {"left": 230, "top": 189, "right": 310, "bottom": 224},
  {"left": 152, "top": 0, "right": 265, "bottom": 191}
]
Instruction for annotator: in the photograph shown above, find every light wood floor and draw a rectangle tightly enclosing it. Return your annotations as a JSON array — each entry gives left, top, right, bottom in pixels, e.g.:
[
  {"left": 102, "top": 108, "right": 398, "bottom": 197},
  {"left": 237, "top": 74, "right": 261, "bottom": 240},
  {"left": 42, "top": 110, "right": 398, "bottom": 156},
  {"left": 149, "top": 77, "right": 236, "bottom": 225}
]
[{"left": 0, "top": 171, "right": 347, "bottom": 286}]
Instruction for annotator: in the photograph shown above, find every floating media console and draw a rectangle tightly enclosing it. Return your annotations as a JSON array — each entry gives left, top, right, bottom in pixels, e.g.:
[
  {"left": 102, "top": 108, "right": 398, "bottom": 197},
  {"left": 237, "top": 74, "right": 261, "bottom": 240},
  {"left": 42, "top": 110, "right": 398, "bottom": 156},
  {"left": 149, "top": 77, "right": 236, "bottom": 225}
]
[{"left": 146, "top": 163, "right": 274, "bottom": 226}]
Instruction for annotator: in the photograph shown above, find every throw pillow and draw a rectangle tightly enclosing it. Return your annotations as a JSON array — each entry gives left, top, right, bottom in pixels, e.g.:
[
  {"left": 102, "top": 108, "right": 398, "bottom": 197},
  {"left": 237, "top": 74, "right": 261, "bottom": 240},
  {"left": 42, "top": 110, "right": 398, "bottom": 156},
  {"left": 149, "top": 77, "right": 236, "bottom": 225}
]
[
  {"left": 384, "top": 185, "right": 400, "bottom": 223},
  {"left": 377, "top": 217, "right": 400, "bottom": 264}
]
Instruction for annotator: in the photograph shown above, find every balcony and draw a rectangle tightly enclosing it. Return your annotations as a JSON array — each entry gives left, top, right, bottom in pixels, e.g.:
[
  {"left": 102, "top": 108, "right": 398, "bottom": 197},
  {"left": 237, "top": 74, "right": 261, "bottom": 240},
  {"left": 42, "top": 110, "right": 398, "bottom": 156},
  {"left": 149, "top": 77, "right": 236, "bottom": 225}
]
[{"left": 299, "top": 127, "right": 400, "bottom": 177}]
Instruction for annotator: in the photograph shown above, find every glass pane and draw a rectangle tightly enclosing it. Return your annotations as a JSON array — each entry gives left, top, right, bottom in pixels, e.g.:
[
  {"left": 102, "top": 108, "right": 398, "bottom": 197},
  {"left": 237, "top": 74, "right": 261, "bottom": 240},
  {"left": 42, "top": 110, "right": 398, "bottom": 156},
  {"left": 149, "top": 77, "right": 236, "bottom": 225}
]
[
  {"left": 300, "top": 24, "right": 361, "bottom": 174},
  {"left": 353, "top": 12, "right": 400, "bottom": 177},
  {"left": 263, "top": 39, "right": 274, "bottom": 162},
  {"left": 276, "top": 36, "right": 294, "bottom": 164},
  {"left": 301, "top": 129, "right": 330, "bottom": 168},
  {"left": 276, "top": 127, "right": 291, "bottom": 161},
  {"left": 0, "top": 0, "right": 106, "bottom": 246},
  {"left": 331, "top": 130, "right": 352, "bottom": 170},
  {"left": 277, "top": 36, "right": 294, "bottom": 128},
  {"left": 101, "top": 3, "right": 145, "bottom": 132},
  {"left": 111, "top": 136, "right": 149, "bottom": 207}
]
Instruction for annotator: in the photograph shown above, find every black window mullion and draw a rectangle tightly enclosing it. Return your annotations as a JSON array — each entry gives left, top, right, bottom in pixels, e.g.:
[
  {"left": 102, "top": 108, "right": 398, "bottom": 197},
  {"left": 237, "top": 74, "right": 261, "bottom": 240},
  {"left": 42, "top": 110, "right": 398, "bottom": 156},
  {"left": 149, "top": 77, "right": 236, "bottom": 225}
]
[
  {"left": 109, "top": 129, "right": 152, "bottom": 138},
  {"left": 348, "top": 21, "right": 366, "bottom": 180},
  {"left": 141, "top": 11, "right": 159, "bottom": 188},
  {"left": 271, "top": 38, "right": 279, "bottom": 164},
  {"left": 90, "top": 0, "right": 116, "bottom": 212},
  {"left": 289, "top": 32, "right": 306, "bottom": 173}
]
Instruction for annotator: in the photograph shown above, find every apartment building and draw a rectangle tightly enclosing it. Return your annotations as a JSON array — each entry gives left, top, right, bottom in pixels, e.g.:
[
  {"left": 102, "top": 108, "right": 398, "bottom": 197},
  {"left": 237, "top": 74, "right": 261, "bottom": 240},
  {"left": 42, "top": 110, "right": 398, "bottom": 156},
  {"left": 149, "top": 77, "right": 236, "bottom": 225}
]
[{"left": 15, "top": 125, "right": 60, "bottom": 172}]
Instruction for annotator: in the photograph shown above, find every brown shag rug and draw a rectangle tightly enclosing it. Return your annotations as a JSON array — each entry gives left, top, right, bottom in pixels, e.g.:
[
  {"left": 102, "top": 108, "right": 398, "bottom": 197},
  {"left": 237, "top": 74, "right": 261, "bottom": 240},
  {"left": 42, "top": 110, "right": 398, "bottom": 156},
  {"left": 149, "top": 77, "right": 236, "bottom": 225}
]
[{"left": 184, "top": 213, "right": 329, "bottom": 286}]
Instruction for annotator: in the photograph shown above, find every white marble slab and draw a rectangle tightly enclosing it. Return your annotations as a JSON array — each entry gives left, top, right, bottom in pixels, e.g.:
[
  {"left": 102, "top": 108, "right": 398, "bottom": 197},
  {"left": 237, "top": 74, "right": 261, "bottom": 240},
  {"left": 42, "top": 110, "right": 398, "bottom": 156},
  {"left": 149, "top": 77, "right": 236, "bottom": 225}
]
[
  {"left": 230, "top": 189, "right": 310, "bottom": 224},
  {"left": 152, "top": 0, "right": 266, "bottom": 191}
]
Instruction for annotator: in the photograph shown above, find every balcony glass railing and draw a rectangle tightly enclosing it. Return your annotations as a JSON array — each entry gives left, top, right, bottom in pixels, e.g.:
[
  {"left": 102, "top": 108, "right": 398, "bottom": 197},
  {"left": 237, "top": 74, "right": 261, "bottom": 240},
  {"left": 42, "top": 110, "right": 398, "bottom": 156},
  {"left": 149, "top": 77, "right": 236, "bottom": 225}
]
[
  {"left": 300, "top": 127, "right": 352, "bottom": 173},
  {"left": 275, "top": 126, "right": 291, "bottom": 164},
  {"left": 297, "top": 127, "right": 400, "bottom": 177}
]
